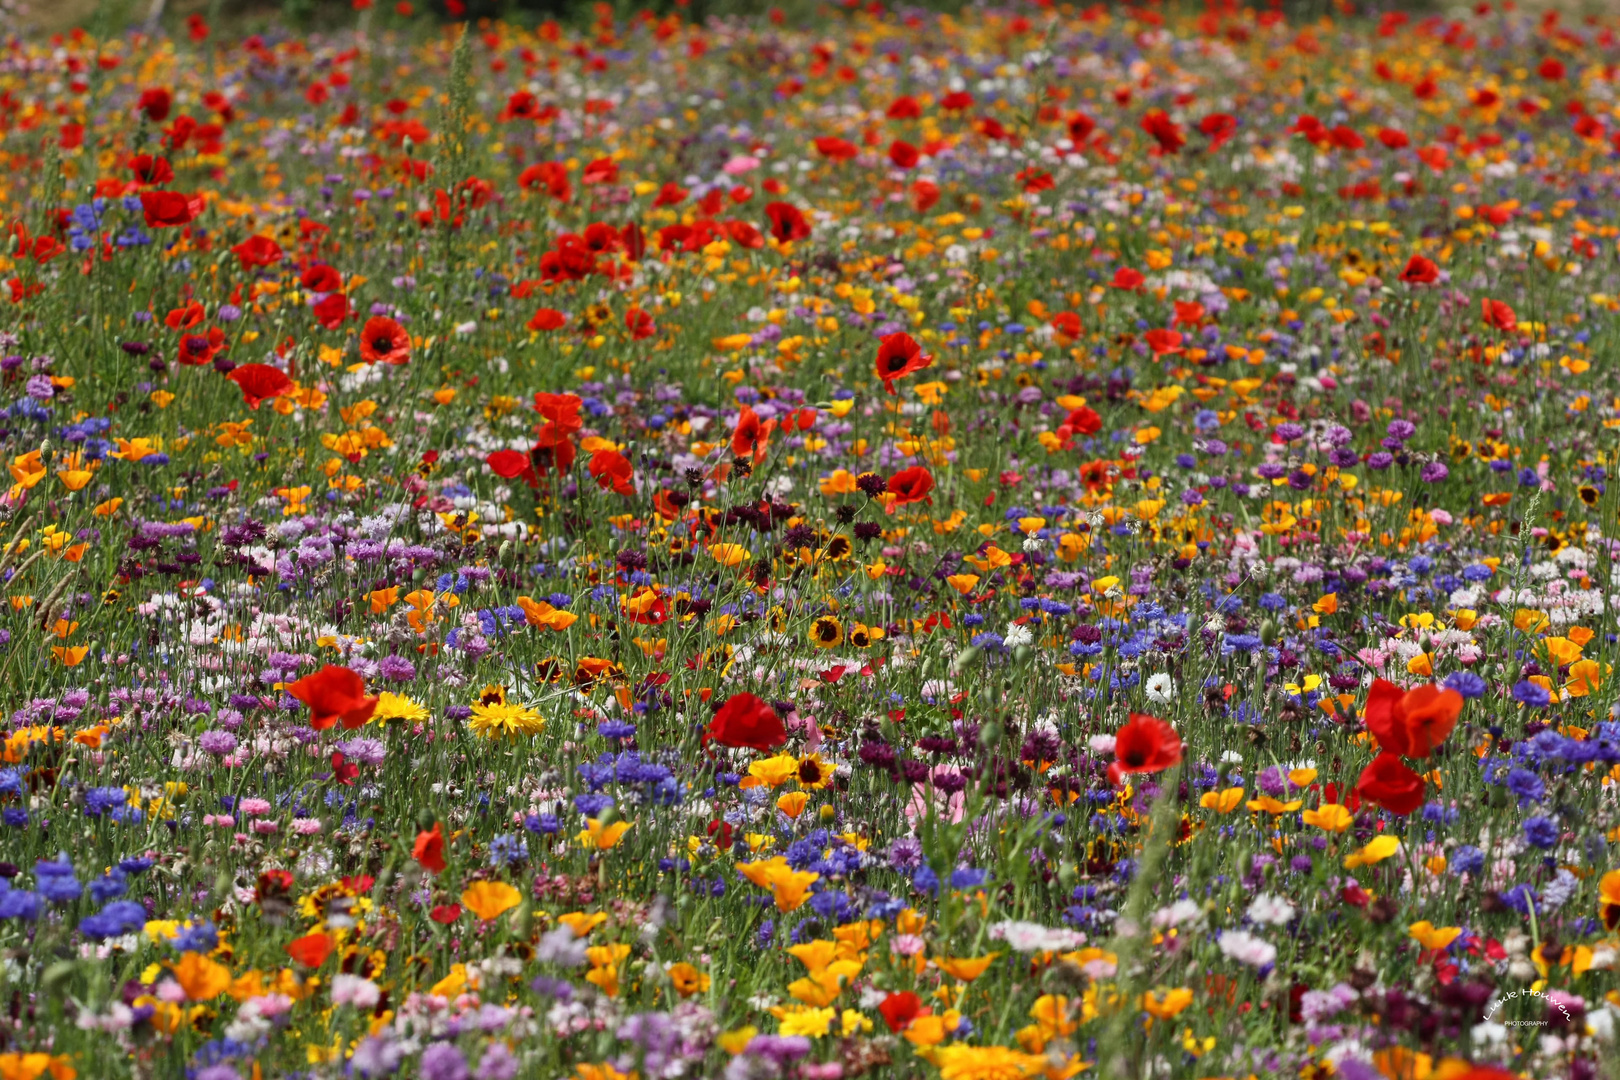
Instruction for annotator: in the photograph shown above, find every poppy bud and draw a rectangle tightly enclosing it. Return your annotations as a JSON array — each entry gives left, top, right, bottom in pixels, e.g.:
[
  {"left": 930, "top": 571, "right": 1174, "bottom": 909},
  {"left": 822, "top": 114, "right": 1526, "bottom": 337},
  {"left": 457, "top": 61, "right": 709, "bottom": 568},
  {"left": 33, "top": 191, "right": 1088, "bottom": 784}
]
[
  {"left": 497, "top": 540, "right": 513, "bottom": 565},
  {"left": 1012, "top": 645, "right": 1034, "bottom": 665},
  {"left": 979, "top": 721, "right": 1003, "bottom": 748},
  {"left": 415, "top": 808, "right": 437, "bottom": 832},
  {"left": 597, "top": 805, "right": 619, "bottom": 827},
  {"left": 950, "top": 646, "right": 981, "bottom": 672},
  {"left": 1259, "top": 618, "right": 1278, "bottom": 645},
  {"left": 978, "top": 684, "right": 1000, "bottom": 707},
  {"left": 510, "top": 902, "right": 532, "bottom": 939},
  {"left": 1057, "top": 861, "right": 1077, "bottom": 889}
]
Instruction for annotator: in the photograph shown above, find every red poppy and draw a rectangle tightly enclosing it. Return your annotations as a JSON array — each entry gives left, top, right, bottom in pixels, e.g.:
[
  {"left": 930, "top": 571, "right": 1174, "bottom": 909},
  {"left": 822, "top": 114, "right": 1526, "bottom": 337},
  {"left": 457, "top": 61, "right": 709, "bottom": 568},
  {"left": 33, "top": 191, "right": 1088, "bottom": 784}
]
[
  {"left": 589, "top": 448, "right": 634, "bottom": 496},
  {"left": 764, "top": 201, "right": 811, "bottom": 243},
  {"left": 1143, "top": 328, "right": 1184, "bottom": 355},
  {"left": 731, "top": 405, "right": 776, "bottom": 464},
  {"left": 286, "top": 665, "right": 378, "bottom": 730},
  {"left": 1140, "top": 110, "right": 1184, "bottom": 154},
  {"left": 1067, "top": 112, "right": 1096, "bottom": 144},
  {"left": 330, "top": 751, "right": 358, "bottom": 786},
  {"left": 582, "top": 157, "right": 619, "bottom": 185},
  {"left": 138, "top": 87, "right": 172, "bottom": 122},
  {"left": 231, "top": 235, "right": 283, "bottom": 269},
  {"left": 1107, "top": 714, "right": 1182, "bottom": 787},
  {"left": 1481, "top": 298, "right": 1517, "bottom": 332},
  {"left": 1539, "top": 58, "right": 1565, "bottom": 82},
  {"left": 413, "top": 822, "right": 447, "bottom": 875},
  {"left": 886, "top": 466, "right": 934, "bottom": 511},
  {"left": 911, "top": 180, "right": 940, "bottom": 213},
  {"left": 499, "top": 90, "right": 542, "bottom": 121},
  {"left": 177, "top": 327, "right": 227, "bottom": 366},
  {"left": 1329, "top": 125, "right": 1365, "bottom": 151},
  {"left": 879, "top": 991, "right": 925, "bottom": 1032},
  {"left": 128, "top": 154, "right": 173, "bottom": 186},
  {"left": 1363, "top": 679, "right": 1462, "bottom": 759},
  {"left": 1172, "top": 301, "right": 1206, "bottom": 327},
  {"left": 430, "top": 904, "right": 463, "bottom": 924},
  {"left": 166, "top": 301, "right": 205, "bottom": 330},
  {"left": 1199, "top": 112, "right": 1237, "bottom": 150},
  {"left": 874, "top": 332, "right": 933, "bottom": 393},
  {"left": 625, "top": 306, "right": 656, "bottom": 340},
  {"left": 518, "top": 162, "right": 571, "bottom": 201},
  {"left": 1111, "top": 267, "right": 1144, "bottom": 290},
  {"left": 886, "top": 96, "right": 922, "bottom": 119},
  {"left": 139, "top": 190, "right": 201, "bottom": 228},
  {"left": 652, "top": 181, "right": 688, "bottom": 207},
  {"left": 285, "top": 932, "right": 334, "bottom": 967},
  {"left": 705, "top": 692, "right": 787, "bottom": 752},
  {"left": 1354, "top": 751, "right": 1426, "bottom": 816},
  {"left": 1398, "top": 255, "right": 1439, "bottom": 285},
  {"left": 1050, "top": 311, "right": 1082, "bottom": 339},
  {"left": 227, "top": 364, "right": 293, "bottom": 410},
  {"left": 940, "top": 91, "right": 974, "bottom": 111},
  {"left": 814, "top": 137, "right": 859, "bottom": 161},
  {"left": 527, "top": 308, "right": 566, "bottom": 331},
  {"left": 1057, "top": 406, "right": 1102, "bottom": 444},
  {"left": 313, "top": 292, "right": 350, "bottom": 329},
  {"left": 359, "top": 316, "right": 410, "bottom": 365},
  {"left": 888, "top": 139, "right": 920, "bottom": 169},
  {"left": 1377, "top": 127, "right": 1410, "bottom": 150},
  {"left": 486, "top": 449, "right": 537, "bottom": 488},
  {"left": 726, "top": 220, "right": 765, "bottom": 249},
  {"left": 300, "top": 264, "right": 342, "bottom": 293}
]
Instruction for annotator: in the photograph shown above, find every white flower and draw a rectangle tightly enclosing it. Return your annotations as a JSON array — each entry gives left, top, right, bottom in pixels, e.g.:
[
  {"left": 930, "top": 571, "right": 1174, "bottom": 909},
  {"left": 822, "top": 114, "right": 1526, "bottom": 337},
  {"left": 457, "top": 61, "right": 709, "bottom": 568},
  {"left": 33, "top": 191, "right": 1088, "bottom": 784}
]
[
  {"left": 331, "top": 974, "right": 381, "bottom": 1010},
  {"left": 1151, "top": 899, "right": 1203, "bottom": 929},
  {"left": 1218, "top": 929, "right": 1277, "bottom": 968},
  {"left": 1145, "top": 672, "right": 1175, "bottom": 705},
  {"left": 1003, "top": 622, "right": 1034, "bottom": 648},
  {"left": 990, "top": 920, "right": 1087, "bottom": 953},
  {"left": 1220, "top": 750, "right": 1244, "bottom": 763},
  {"left": 1088, "top": 734, "right": 1116, "bottom": 755},
  {"left": 1246, "top": 894, "right": 1295, "bottom": 926}
]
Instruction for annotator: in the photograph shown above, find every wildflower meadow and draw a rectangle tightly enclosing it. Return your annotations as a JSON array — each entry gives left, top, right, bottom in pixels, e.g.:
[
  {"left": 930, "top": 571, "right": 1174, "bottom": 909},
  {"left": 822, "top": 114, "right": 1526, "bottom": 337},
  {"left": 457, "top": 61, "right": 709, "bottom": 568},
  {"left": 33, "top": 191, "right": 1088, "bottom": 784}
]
[{"left": 3, "top": 1, "right": 1620, "bottom": 1077}]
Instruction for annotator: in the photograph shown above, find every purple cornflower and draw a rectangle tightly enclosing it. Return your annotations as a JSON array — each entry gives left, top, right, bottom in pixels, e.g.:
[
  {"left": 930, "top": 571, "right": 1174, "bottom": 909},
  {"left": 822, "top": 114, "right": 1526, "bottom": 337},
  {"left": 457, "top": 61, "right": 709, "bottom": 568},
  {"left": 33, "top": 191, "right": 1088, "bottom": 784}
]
[{"left": 197, "top": 731, "right": 238, "bottom": 757}]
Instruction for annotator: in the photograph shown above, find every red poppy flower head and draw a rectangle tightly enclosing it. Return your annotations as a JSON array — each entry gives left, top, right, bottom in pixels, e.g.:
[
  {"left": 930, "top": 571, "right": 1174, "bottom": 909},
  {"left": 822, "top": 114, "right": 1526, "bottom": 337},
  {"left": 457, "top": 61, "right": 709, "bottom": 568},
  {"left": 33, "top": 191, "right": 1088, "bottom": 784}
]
[
  {"left": 1398, "top": 255, "right": 1439, "bottom": 285},
  {"left": 1354, "top": 750, "right": 1426, "bottom": 816},
  {"left": 888, "top": 139, "right": 920, "bottom": 169},
  {"left": 1141, "top": 109, "right": 1185, "bottom": 154},
  {"left": 1111, "top": 267, "right": 1144, "bottom": 290},
  {"left": 413, "top": 821, "right": 447, "bottom": 874},
  {"left": 527, "top": 307, "right": 566, "bottom": 331},
  {"left": 359, "top": 316, "right": 410, "bottom": 365},
  {"left": 138, "top": 87, "right": 173, "bottom": 122},
  {"left": 486, "top": 448, "right": 537, "bottom": 487},
  {"left": 286, "top": 664, "right": 378, "bottom": 730},
  {"left": 1364, "top": 678, "right": 1461, "bottom": 759},
  {"left": 1107, "top": 713, "right": 1182, "bottom": 786},
  {"left": 886, "top": 466, "right": 935, "bottom": 511},
  {"left": 1198, "top": 112, "right": 1237, "bottom": 150},
  {"left": 706, "top": 692, "right": 786, "bottom": 752},
  {"left": 878, "top": 991, "right": 925, "bottom": 1032},
  {"left": 886, "top": 95, "right": 922, "bottom": 120},
  {"left": 1481, "top": 298, "right": 1517, "bottom": 333},
  {"left": 764, "top": 201, "right": 811, "bottom": 243},
  {"left": 227, "top": 364, "right": 293, "bottom": 410},
  {"left": 129, "top": 154, "right": 174, "bottom": 186},
  {"left": 874, "top": 332, "right": 933, "bottom": 392},
  {"left": 285, "top": 932, "right": 334, "bottom": 968},
  {"left": 231, "top": 234, "right": 284, "bottom": 269},
  {"left": 139, "top": 190, "right": 200, "bottom": 228}
]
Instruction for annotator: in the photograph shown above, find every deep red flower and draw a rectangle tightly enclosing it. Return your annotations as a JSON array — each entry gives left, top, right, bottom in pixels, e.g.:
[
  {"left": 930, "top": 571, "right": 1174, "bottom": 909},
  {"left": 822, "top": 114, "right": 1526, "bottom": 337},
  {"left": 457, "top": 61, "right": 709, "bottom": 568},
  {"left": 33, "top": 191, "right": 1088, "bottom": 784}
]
[
  {"left": 879, "top": 991, "right": 925, "bottom": 1032},
  {"left": 430, "top": 904, "right": 462, "bottom": 924},
  {"left": 128, "top": 154, "right": 173, "bottom": 186},
  {"left": 286, "top": 665, "right": 378, "bottom": 730},
  {"left": 625, "top": 306, "right": 656, "bottom": 340},
  {"left": 231, "top": 234, "right": 283, "bottom": 269},
  {"left": 815, "top": 137, "right": 859, "bottom": 161},
  {"left": 874, "top": 332, "right": 933, "bottom": 393},
  {"left": 1107, "top": 714, "right": 1182, "bottom": 787},
  {"left": 731, "top": 405, "right": 776, "bottom": 464},
  {"left": 911, "top": 180, "right": 940, "bottom": 213},
  {"left": 486, "top": 449, "right": 537, "bottom": 488},
  {"left": 1141, "top": 109, "right": 1184, "bottom": 154},
  {"left": 1355, "top": 751, "right": 1427, "bottom": 816},
  {"left": 886, "top": 466, "right": 935, "bottom": 511},
  {"left": 285, "top": 932, "right": 334, "bottom": 967},
  {"left": 527, "top": 308, "right": 566, "bottom": 331},
  {"left": 300, "top": 264, "right": 342, "bottom": 293},
  {"left": 359, "top": 316, "right": 410, "bottom": 365},
  {"left": 413, "top": 822, "right": 447, "bottom": 875},
  {"left": 1111, "top": 267, "right": 1144, "bottom": 290},
  {"left": 1199, "top": 112, "right": 1237, "bottom": 150},
  {"left": 1481, "top": 298, "right": 1517, "bottom": 333},
  {"left": 1067, "top": 112, "right": 1096, "bottom": 144},
  {"left": 1363, "top": 678, "right": 1462, "bottom": 759},
  {"left": 139, "top": 190, "right": 201, "bottom": 228},
  {"left": 726, "top": 220, "right": 765, "bottom": 249},
  {"left": 764, "top": 201, "right": 811, "bottom": 243},
  {"left": 1377, "top": 127, "right": 1410, "bottom": 149},
  {"left": 1057, "top": 406, "right": 1102, "bottom": 444},
  {"left": 886, "top": 95, "right": 922, "bottom": 119},
  {"left": 582, "top": 157, "right": 619, "bottom": 185},
  {"left": 1398, "top": 255, "right": 1439, "bottom": 285},
  {"left": 940, "top": 91, "right": 974, "bottom": 111},
  {"left": 176, "top": 327, "right": 226, "bottom": 366},
  {"left": 519, "top": 161, "right": 572, "bottom": 201},
  {"left": 227, "top": 364, "right": 293, "bottom": 410},
  {"left": 705, "top": 692, "right": 787, "bottom": 752},
  {"left": 312, "top": 292, "right": 350, "bottom": 329},
  {"left": 589, "top": 448, "right": 634, "bottom": 496},
  {"left": 138, "top": 87, "right": 173, "bottom": 122},
  {"left": 330, "top": 751, "right": 359, "bottom": 786},
  {"left": 1143, "top": 328, "right": 1183, "bottom": 356},
  {"left": 888, "top": 139, "right": 920, "bottom": 169}
]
